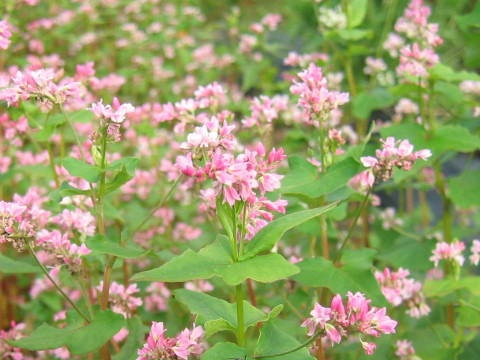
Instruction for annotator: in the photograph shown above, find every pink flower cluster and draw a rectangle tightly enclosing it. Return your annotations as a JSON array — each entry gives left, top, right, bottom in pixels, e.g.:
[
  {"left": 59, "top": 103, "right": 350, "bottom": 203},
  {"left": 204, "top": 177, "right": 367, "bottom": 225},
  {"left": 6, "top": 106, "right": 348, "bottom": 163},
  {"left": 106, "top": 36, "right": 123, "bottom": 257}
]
[
  {"left": 360, "top": 137, "right": 432, "bottom": 184},
  {"left": 0, "top": 19, "right": 12, "bottom": 50},
  {"left": 290, "top": 63, "right": 349, "bottom": 122},
  {"left": 242, "top": 95, "right": 288, "bottom": 130},
  {"left": 145, "top": 282, "right": 171, "bottom": 312},
  {"left": 284, "top": 51, "right": 329, "bottom": 67},
  {"left": 36, "top": 229, "right": 91, "bottom": 274},
  {"left": 0, "top": 69, "right": 82, "bottom": 111},
  {"left": 470, "top": 239, "right": 480, "bottom": 266},
  {"left": 97, "top": 281, "right": 143, "bottom": 317},
  {"left": 395, "top": 340, "right": 419, "bottom": 360},
  {"left": 386, "top": 0, "right": 443, "bottom": 80},
  {"left": 429, "top": 241, "right": 465, "bottom": 267},
  {"left": 375, "top": 268, "right": 430, "bottom": 318},
  {"left": 0, "top": 201, "right": 36, "bottom": 251},
  {"left": 301, "top": 292, "right": 397, "bottom": 355},
  {"left": 137, "top": 322, "right": 205, "bottom": 360},
  {"left": 0, "top": 322, "right": 26, "bottom": 360}
]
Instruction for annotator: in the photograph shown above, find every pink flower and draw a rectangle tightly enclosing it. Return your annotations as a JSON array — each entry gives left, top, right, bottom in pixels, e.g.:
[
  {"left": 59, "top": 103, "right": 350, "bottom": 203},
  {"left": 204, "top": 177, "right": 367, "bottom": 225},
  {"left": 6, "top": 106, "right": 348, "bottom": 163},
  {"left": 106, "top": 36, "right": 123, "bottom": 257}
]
[
  {"left": 361, "top": 341, "right": 377, "bottom": 355},
  {"left": 0, "top": 19, "right": 12, "bottom": 50}
]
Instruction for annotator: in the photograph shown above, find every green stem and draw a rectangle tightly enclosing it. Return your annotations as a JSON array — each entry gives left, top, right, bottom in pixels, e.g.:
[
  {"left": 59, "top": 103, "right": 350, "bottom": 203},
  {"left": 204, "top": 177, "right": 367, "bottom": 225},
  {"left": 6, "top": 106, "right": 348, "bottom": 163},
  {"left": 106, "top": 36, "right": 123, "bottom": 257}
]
[
  {"left": 273, "top": 284, "right": 304, "bottom": 320},
  {"left": 123, "top": 175, "right": 183, "bottom": 245},
  {"left": 28, "top": 242, "right": 90, "bottom": 323},
  {"left": 375, "top": 0, "right": 399, "bottom": 58},
  {"left": 236, "top": 283, "right": 245, "bottom": 347},
  {"left": 254, "top": 329, "right": 324, "bottom": 359},
  {"left": 391, "top": 226, "right": 422, "bottom": 241},
  {"left": 59, "top": 105, "right": 86, "bottom": 162},
  {"left": 333, "top": 187, "right": 372, "bottom": 264}
]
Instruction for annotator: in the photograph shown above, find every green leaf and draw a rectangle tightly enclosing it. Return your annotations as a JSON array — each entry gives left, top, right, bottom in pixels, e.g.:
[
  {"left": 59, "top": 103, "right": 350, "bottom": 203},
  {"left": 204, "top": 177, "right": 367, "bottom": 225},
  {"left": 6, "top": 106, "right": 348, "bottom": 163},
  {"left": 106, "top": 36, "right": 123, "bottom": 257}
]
[
  {"left": 428, "top": 125, "right": 480, "bottom": 154},
  {"left": 7, "top": 310, "right": 124, "bottom": 355},
  {"left": 352, "top": 88, "right": 396, "bottom": 120},
  {"left": 202, "top": 342, "right": 252, "bottom": 360},
  {"left": 430, "top": 63, "right": 480, "bottom": 82},
  {"left": 424, "top": 277, "right": 480, "bottom": 298},
  {"left": 457, "top": 2, "right": 480, "bottom": 32},
  {"left": 86, "top": 235, "right": 151, "bottom": 259},
  {"left": 337, "top": 28, "right": 371, "bottom": 41},
  {"left": 130, "top": 249, "right": 217, "bottom": 282},
  {"left": 104, "top": 164, "right": 136, "bottom": 195},
  {"left": 215, "top": 253, "right": 299, "bottom": 285},
  {"left": 255, "top": 320, "right": 314, "bottom": 360},
  {"left": 216, "top": 197, "right": 234, "bottom": 241},
  {"left": 293, "top": 249, "right": 387, "bottom": 305},
  {"left": 175, "top": 289, "right": 267, "bottom": 333},
  {"left": 112, "top": 316, "right": 145, "bottom": 360},
  {"left": 241, "top": 203, "right": 339, "bottom": 260},
  {"left": 458, "top": 300, "right": 480, "bottom": 327},
  {"left": 0, "top": 253, "right": 41, "bottom": 274},
  {"left": 448, "top": 168, "right": 480, "bottom": 208},
  {"left": 106, "top": 157, "right": 139, "bottom": 176},
  {"left": 49, "top": 181, "right": 90, "bottom": 203},
  {"left": 348, "top": 0, "right": 368, "bottom": 28},
  {"left": 63, "top": 157, "right": 102, "bottom": 183},
  {"left": 131, "top": 236, "right": 298, "bottom": 285},
  {"left": 281, "top": 158, "right": 360, "bottom": 199},
  {"left": 32, "top": 124, "right": 56, "bottom": 141}
]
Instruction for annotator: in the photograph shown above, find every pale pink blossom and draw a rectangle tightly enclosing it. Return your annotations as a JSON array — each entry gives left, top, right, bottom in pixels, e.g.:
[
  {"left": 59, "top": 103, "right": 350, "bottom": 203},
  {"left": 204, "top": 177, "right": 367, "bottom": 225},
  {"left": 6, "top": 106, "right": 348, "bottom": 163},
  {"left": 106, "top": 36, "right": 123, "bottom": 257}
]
[{"left": 429, "top": 241, "right": 466, "bottom": 267}]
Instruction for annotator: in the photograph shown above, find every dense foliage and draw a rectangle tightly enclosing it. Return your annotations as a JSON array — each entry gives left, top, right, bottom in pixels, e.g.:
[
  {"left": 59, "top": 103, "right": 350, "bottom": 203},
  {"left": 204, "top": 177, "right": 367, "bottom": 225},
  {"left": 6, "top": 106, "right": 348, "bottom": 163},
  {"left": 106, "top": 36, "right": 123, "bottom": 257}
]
[{"left": 0, "top": 0, "right": 480, "bottom": 359}]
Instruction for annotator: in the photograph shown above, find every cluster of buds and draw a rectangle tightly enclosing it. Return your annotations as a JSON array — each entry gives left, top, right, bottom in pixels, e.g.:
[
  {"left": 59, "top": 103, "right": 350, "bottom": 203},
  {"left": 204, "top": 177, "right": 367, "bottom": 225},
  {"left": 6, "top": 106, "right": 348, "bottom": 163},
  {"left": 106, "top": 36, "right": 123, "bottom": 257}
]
[
  {"left": 97, "top": 281, "right": 143, "bottom": 318},
  {"left": 360, "top": 137, "right": 432, "bottom": 184},
  {"left": 0, "top": 201, "right": 36, "bottom": 251},
  {"left": 36, "top": 229, "right": 91, "bottom": 274},
  {"left": 0, "top": 69, "right": 82, "bottom": 112},
  {"left": 137, "top": 322, "right": 205, "bottom": 360},
  {"left": 145, "top": 282, "right": 171, "bottom": 312},
  {"left": 89, "top": 97, "right": 135, "bottom": 148},
  {"left": 302, "top": 292, "right": 397, "bottom": 355},
  {"left": 375, "top": 268, "right": 430, "bottom": 318},
  {"left": 0, "top": 322, "right": 26, "bottom": 359},
  {"left": 290, "top": 63, "right": 349, "bottom": 123},
  {"left": 470, "top": 239, "right": 480, "bottom": 266}
]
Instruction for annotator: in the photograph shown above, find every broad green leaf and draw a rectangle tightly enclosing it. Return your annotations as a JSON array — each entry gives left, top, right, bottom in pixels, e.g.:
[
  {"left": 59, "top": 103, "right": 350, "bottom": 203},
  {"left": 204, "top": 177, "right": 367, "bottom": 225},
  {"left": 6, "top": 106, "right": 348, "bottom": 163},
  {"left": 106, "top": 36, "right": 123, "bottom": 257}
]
[
  {"left": 430, "top": 63, "right": 480, "bottom": 82},
  {"left": 348, "top": 0, "right": 368, "bottom": 28},
  {"left": 63, "top": 157, "right": 102, "bottom": 183},
  {"left": 352, "top": 89, "right": 395, "bottom": 120},
  {"left": 175, "top": 289, "right": 267, "bottom": 331},
  {"left": 71, "top": 110, "right": 95, "bottom": 123},
  {"left": 132, "top": 235, "right": 299, "bottom": 285},
  {"left": 241, "top": 203, "right": 338, "bottom": 260},
  {"left": 281, "top": 158, "right": 360, "bottom": 199},
  {"left": 106, "top": 157, "right": 139, "bottom": 176},
  {"left": 86, "top": 235, "right": 151, "bottom": 259},
  {"left": 130, "top": 249, "right": 217, "bottom": 282},
  {"left": 216, "top": 253, "right": 299, "bottom": 285},
  {"left": 456, "top": 2, "right": 480, "bottom": 32},
  {"left": 376, "top": 238, "right": 433, "bottom": 271},
  {"left": 424, "top": 277, "right": 480, "bottom": 298},
  {"left": 379, "top": 123, "right": 428, "bottom": 149},
  {"left": 49, "top": 181, "right": 90, "bottom": 203},
  {"left": 0, "top": 253, "right": 41, "bottom": 274},
  {"left": 280, "top": 156, "right": 319, "bottom": 194},
  {"left": 104, "top": 164, "right": 136, "bottom": 195},
  {"left": 32, "top": 124, "right": 56, "bottom": 141},
  {"left": 255, "top": 320, "right": 314, "bottom": 360},
  {"left": 293, "top": 249, "right": 387, "bottom": 305},
  {"left": 448, "top": 168, "right": 480, "bottom": 208},
  {"left": 112, "top": 316, "right": 145, "bottom": 360},
  {"left": 7, "top": 310, "right": 124, "bottom": 355},
  {"left": 202, "top": 342, "right": 252, "bottom": 360},
  {"left": 458, "top": 301, "right": 480, "bottom": 327},
  {"left": 428, "top": 125, "right": 480, "bottom": 154}
]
